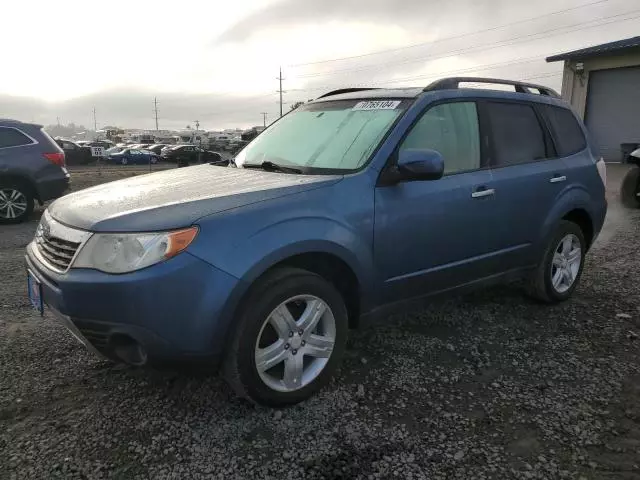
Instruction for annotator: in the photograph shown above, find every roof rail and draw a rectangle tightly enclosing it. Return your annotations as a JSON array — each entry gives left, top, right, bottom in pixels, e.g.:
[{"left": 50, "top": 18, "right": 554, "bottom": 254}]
[
  {"left": 424, "top": 77, "right": 560, "bottom": 97},
  {"left": 317, "top": 87, "right": 380, "bottom": 99}
]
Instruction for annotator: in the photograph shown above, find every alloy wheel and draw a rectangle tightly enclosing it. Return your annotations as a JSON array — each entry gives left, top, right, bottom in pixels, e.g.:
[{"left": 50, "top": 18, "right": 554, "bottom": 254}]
[
  {"left": 0, "top": 188, "right": 28, "bottom": 220},
  {"left": 254, "top": 295, "right": 336, "bottom": 392},
  {"left": 550, "top": 233, "right": 582, "bottom": 293}
]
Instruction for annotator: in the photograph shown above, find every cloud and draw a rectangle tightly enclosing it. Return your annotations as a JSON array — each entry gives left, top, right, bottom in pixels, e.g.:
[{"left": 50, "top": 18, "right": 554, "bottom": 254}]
[
  {"left": 0, "top": 89, "right": 280, "bottom": 131},
  {"left": 217, "top": 0, "right": 506, "bottom": 43}
]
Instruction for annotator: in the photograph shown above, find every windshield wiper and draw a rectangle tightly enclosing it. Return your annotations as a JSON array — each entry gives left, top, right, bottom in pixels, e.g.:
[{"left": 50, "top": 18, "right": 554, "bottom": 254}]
[{"left": 242, "top": 161, "right": 302, "bottom": 174}]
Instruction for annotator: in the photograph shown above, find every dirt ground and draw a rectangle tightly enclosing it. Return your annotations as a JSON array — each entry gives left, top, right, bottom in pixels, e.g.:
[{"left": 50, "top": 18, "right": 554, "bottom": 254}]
[{"left": 0, "top": 164, "right": 638, "bottom": 479}]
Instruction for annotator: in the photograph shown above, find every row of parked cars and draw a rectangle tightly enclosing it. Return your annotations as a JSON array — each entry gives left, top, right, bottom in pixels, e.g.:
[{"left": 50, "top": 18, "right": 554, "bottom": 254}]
[
  {"left": 54, "top": 139, "right": 228, "bottom": 167},
  {"left": 105, "top": 144, "right": 227, "bottom": 166}
]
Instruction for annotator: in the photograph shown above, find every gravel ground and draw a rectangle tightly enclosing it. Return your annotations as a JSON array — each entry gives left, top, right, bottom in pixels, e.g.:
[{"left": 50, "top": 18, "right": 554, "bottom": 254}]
[{"left": 1, "top": 165, "right": 639, "bottom": 480}]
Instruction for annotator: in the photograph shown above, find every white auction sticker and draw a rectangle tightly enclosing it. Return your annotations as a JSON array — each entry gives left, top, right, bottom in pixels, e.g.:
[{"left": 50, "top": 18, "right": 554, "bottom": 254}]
[{"left": 352, "top": 100, "right": 401, "bottom": 111}]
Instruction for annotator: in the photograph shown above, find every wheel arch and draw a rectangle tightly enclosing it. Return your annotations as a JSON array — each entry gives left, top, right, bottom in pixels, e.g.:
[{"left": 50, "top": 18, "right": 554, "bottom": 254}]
[
  {"left": 562, "top": 208, "right": 594, "bottom": 248},
  {"left": 251, "top": 251, "right": 362, "bottom": 329},
  {"left": 0, "top": 173, "right": 37, "bottom": 201},
  {"left": 238, "top": 244, "right": 365, "bottom": 328},
  {"left": 539, "top": 187, "right": 598, "bottom": 254}
]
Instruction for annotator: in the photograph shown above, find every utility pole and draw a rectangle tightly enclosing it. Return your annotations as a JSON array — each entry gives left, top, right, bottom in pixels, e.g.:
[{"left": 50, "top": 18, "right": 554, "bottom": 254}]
[
  {"left": 193, "top": 120, "right": 200, "bottom": 145},
  {"left": 261, "top": 112, "right": 268, "bottom": 127},
  {"left": 154, "top": 97, "right": 159, "bottom": 131},
  {"left": 92, "top": 108, "right": 97, "bottom": 132},
  {"left": 277, "top": 67, "right": 285, "bottom": 118}
]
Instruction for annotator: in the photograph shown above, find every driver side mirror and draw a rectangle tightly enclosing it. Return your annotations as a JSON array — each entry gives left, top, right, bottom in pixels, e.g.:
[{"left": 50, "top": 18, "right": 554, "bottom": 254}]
[{"left": 382, "top": 149, "right": 445, "bottom": 185}]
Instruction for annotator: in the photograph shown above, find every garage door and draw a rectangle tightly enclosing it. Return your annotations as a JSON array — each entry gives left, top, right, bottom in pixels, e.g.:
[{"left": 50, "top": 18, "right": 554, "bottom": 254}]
[{"left": 584, "top": 66, "right": 640, "bottom": 162}]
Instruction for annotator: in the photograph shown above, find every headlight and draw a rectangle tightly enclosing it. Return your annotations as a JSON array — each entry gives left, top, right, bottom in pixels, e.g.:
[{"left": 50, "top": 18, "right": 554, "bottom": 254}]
[{"left": 73, "top": 227, "right": 198, "bottom": 273}]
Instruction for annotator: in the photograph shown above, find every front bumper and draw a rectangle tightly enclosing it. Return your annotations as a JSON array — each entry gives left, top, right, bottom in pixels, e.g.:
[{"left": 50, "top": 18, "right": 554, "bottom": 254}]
[{"left": 26, "top": 244, "right": 243, "bottom": 365}]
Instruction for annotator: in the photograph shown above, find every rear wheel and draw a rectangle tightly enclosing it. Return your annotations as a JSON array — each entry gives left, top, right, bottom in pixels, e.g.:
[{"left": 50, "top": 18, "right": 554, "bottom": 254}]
[
  {"left": 526, "top": 220, "right": 586, "bottom": 303},
  {"left": 0, "top": 181, "right": 34, "bottom": 225},
  {"left": 223, "top": 267, "right": 348, "bottom": 407},
  {"left": 620, "top": 165, "right": 640, "bottom": 208}
]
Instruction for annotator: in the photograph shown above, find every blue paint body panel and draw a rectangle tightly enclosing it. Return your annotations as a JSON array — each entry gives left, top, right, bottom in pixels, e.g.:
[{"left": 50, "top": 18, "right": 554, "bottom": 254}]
[{"left": 25, "top": 86, "right": 608, "bottom": 364}]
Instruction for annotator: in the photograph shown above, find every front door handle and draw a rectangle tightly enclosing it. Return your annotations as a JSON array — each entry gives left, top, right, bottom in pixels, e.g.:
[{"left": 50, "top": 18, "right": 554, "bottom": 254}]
[
  {"left": 471, "top": 187, "right": 495, "bottom": 198},
  {"left": 550, "top": 175, "right": 567, "bottom": 183}
]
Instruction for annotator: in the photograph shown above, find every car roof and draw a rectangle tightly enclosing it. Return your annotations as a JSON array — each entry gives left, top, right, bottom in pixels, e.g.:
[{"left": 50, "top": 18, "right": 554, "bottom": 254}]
[
  {"left": 309, "top": 77, "right": 563, "bottom": 107},
  {"left": 310, "top": 88, "right": 423, "bottom": 103},
  {"left": 0, "top": 118, "right": 42, "bottom": 128}
]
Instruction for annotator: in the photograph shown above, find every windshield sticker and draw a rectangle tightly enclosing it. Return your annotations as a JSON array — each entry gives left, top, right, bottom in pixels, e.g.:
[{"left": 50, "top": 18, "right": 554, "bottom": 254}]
[{"left": 352, "top": 100, "right": 401, "bottom": 111}]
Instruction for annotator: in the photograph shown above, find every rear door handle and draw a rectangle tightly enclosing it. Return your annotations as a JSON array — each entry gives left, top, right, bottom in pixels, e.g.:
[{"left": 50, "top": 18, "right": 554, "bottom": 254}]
[
  {"left": 550, "top": 175, "right": 567, "bottom": 183},
  {"left": 471, "top": 187, "right": 495, "bottom": 198}
]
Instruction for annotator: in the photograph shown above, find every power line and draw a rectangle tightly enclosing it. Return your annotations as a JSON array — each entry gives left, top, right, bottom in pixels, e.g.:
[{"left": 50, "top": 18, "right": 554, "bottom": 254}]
[
  {"left": 289, "top": 0, "right": 609, "bottom": 67},
  {"left": 287, "top": 55, "right": 550, "bottom": 93},
  {"left": 290, "top": 9, "right": 640, "bottom": 79}
]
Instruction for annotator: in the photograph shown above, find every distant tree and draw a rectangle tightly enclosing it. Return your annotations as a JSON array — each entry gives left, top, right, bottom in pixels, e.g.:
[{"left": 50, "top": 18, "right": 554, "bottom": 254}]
[
  {"left": 289, "top": 101, "right": 305, "bottom": 111},
  {"left": 44, "top": 122, "right": 88, "bottom": 139}
]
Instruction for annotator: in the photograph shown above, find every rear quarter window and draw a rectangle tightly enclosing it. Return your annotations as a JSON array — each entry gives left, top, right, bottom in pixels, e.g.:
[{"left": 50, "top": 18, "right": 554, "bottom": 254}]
[
  {"left": 541, "top": 105, "right": 587, "bottom": 157},
  {"left": 0, "top": 127, "right": 34, "bottom": 148}
]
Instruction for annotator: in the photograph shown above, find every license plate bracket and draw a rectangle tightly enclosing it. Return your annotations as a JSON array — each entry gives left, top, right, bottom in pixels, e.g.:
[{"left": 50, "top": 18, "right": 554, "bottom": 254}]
[{"left": 27, "top": 270, "right": 44, "bottom": 316}]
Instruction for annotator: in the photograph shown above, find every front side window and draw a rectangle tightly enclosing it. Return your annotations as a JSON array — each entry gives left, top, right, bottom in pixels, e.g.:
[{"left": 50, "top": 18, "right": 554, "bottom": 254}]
[
  {"left": 399, "top": 102, "right": 481, "bottom": 174},
  {"left": 0, "top": 127, "right": 33, "bottom": 149},
  {"left": 235, "top": 99, "right": 409, "bottom": 172},
  {"left": 486, "top": 102, "right": 547, "bottom": 167}
]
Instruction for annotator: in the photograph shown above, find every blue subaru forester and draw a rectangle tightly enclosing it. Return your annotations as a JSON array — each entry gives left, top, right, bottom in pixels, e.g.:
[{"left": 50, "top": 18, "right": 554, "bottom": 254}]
[{"left": 26, "top": 77, "right": 607, "bottom": 406}]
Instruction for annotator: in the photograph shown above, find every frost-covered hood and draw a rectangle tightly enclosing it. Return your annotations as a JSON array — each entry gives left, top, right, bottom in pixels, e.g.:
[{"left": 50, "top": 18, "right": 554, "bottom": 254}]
[{"left": 49, "top": 165, "right": 339, "bottom": 232}]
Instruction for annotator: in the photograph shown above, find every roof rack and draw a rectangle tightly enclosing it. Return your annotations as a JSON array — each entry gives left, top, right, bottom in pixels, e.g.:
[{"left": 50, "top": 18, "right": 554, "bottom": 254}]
[
  {"left": 423, "top": 77, "right": 560, "bottom": 97},
  {"left": 317, "top": 88, "right": 380, "bottom": 99}
]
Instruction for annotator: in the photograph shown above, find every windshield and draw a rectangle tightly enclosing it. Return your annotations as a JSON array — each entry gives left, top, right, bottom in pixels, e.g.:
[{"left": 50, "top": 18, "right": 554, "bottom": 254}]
[{"left": 235, "top": 99, "right": 409, "bottom": 172}]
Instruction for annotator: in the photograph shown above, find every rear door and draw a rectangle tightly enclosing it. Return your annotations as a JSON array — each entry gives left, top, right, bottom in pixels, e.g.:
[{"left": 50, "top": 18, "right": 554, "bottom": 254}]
[{"left": 482, "top": 100, "right": 565, "bottom": 267}]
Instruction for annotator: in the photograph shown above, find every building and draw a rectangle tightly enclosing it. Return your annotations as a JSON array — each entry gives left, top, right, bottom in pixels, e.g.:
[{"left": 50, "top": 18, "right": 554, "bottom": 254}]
[{"left": 546, "top": 36, "right": 640, "bottom": 162}]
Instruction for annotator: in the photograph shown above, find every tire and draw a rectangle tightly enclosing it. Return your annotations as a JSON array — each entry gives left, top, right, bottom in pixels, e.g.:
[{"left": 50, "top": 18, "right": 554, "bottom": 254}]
[
  {"left": 223, "top": 267, "right": 348, "bottom": 407},
  {"left": 620, "top": 165, "right": 640, "bottom": 209},
  {"left": 0, "top": 180, "right": 34, "bottom": 225},
  {"left": 526, "top": 220, "right": 586, "bottom": 303}
]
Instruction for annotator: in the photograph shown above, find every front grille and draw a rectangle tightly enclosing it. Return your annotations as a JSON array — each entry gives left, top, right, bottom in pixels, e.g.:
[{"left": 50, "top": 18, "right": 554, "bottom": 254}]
[
  {"left": 32, "top": 210, "right": 92, "bottom": 273},
  {"left": 35, "top": 233, "right": 80, "bottom": 271}
]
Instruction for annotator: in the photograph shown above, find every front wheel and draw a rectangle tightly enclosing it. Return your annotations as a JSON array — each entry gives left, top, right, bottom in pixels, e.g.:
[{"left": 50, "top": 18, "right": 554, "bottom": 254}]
[
  {"left": 526, "top": 220, "right": 586, "bottom": 303},
  {"left": 620, "top": 165, "right": 640, "bottom": 208},
  {"left": 224, "top": 267, "right": 348, "bottom": 407}
]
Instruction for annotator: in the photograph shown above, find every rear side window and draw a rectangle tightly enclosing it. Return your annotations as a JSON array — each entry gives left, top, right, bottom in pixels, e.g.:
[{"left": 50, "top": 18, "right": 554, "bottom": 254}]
[
  {"left": 541, "top": 105, "right": 586, "bottom": 156},
  {"left": 0, "top": 127, "right": 33, "bottom": 148},
  {"left": 486, "top": 102, "right": 546, "bottom": 167}
]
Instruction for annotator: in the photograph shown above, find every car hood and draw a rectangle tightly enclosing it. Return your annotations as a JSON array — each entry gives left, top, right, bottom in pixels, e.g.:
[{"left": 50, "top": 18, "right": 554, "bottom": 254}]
[{"left": 49, "top": 165, "right": 341, "bottom": 232}]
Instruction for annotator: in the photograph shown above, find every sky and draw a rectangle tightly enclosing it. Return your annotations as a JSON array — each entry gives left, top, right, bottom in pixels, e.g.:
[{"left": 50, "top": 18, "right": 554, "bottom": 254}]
[{"left": 1, "top": 0, "right": 638, "bottom": 131}]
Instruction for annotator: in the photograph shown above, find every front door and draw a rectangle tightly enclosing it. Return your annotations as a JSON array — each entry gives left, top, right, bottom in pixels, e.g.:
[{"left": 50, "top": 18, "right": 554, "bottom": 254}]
[{"left": 374, "top": 100, "right": 502, "bottom": 304}]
